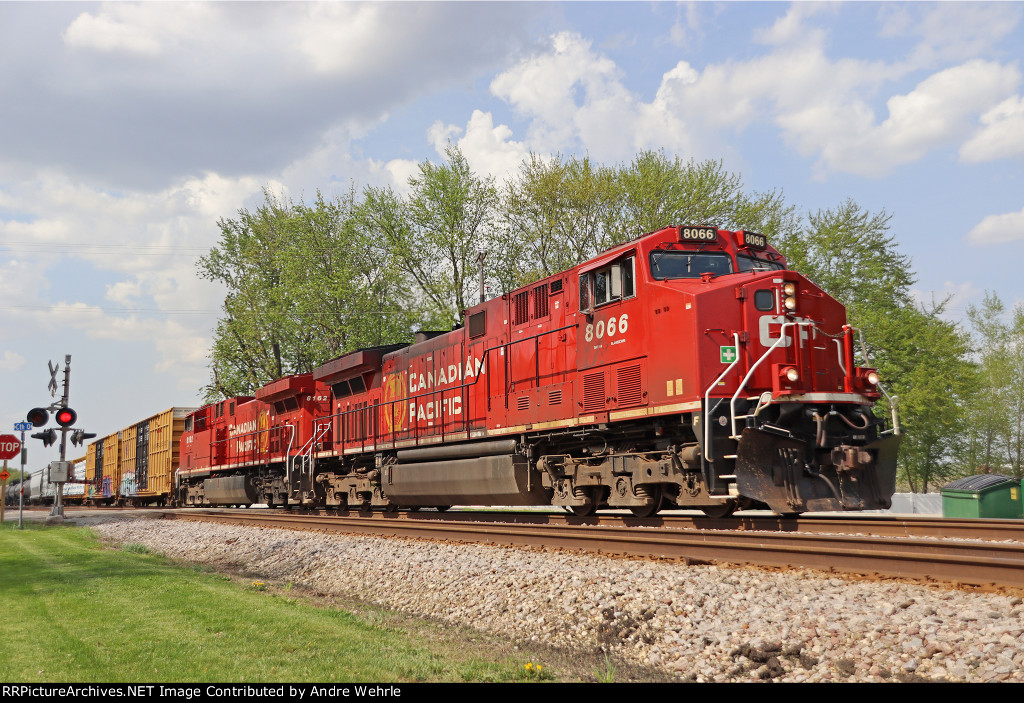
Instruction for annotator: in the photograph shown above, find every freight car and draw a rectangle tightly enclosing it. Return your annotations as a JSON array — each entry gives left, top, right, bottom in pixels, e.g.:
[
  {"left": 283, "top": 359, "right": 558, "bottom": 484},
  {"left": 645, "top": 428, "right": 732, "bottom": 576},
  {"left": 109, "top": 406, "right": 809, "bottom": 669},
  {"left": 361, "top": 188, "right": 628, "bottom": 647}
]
[
  {"left": 4, "top": 479, "right": 30, "bottom": 506},
  {"left": 19, "top": 459, "right": 86, "bottom": 506},
  {"left": 86, "top": 408, "right": 196, "bottom": 506},
  {"left": 174, "top": 225, "right": 900, "bottom": 517}
]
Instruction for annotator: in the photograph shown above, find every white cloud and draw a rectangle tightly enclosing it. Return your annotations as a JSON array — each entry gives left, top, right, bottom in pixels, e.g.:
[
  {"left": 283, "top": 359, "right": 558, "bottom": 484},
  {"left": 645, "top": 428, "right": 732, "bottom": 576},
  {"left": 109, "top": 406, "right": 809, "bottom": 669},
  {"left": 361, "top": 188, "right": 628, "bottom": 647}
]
[
  {"left": 475, "top": 12, "right": 1022, "bottom": 181},
  {"left": 825, "top": 60, "right": 1021, "bottom": 176},
  {"left": 294, "top": 3, "right": 394, "bottom": 75},
  {"left": 754, "top": 2, "right": 830, "bottom": 47},
  {"left": 961, "top": 95, "right": 1024, "bottom": 163},
  {"left": 434, "top": 111, "right": 530, "bottom": 184},
  {"left": 881, "top": 2, "right": 1024, "bottom": 68},
  {"left": 63, "top": 4, "right": 170, "bottom": 56},
  {"left": 0, "top": 168, "right": 264, "bottom": 392},
  {"left": 484, "top": 32, "right": 707, "bottom": 165},
  {"left": 0, "top": 351, "right": 26, "bottom": 372},
  {"left": 967, "top": 205, "right": 1024, "bottom": 245}
]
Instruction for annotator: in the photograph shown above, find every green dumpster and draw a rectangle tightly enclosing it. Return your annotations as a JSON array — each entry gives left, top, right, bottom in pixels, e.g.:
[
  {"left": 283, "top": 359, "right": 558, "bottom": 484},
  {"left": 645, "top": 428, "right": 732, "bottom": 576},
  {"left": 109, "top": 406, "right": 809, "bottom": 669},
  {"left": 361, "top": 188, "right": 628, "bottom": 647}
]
[{"left": 941, "top": 474, "right": 1023, "bottom": 519}]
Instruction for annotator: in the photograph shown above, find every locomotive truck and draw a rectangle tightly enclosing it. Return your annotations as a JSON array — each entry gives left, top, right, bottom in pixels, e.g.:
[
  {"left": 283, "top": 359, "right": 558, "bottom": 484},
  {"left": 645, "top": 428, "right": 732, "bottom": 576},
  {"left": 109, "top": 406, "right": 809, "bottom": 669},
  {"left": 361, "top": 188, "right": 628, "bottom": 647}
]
[{"left": 172, "top": 225, "right": 900, "bottom": 517}]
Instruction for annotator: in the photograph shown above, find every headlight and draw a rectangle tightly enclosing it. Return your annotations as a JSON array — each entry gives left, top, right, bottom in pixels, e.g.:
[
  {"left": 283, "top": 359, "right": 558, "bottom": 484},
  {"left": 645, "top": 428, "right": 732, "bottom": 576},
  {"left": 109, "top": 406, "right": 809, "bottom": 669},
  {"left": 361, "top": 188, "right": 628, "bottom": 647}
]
[
  {"left": 784, "top": 296, "right": 797, "bottom": 311},
  {"left": 782, "top": 367, "right": 799, "bottom": 382},
  {"left": 867, "top": 371, "right": 880, "bottom": 385},
  {"left": 783, "top": 282, "right": 797, "bottom": 296}
]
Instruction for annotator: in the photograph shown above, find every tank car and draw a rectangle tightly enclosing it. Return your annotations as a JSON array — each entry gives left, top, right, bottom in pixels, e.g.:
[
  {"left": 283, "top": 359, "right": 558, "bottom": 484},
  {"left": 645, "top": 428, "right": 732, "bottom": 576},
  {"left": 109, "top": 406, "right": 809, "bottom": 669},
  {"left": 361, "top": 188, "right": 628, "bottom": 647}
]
[
  {"left": 176, "top": 225, "right": 900, "bottom": 517},
  {"left": 4, "top": 479, "right": 30, "bottom": 506}
]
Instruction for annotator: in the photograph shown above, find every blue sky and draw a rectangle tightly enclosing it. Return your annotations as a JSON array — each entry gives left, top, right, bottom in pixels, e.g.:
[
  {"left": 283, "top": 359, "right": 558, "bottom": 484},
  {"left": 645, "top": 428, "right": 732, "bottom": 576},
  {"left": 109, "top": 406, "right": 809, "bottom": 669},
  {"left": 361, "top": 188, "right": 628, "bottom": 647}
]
[{"left": 1, "top": 1, "right": 1023, "bottom": 463}]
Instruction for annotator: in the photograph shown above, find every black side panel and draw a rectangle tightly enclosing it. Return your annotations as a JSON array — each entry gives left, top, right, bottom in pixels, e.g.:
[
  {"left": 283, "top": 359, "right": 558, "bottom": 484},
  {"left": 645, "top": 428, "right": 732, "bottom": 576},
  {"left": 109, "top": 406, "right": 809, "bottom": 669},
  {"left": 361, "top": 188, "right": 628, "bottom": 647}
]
[{"left": 386, "top": 455, "right": 548, "bottom": 506}]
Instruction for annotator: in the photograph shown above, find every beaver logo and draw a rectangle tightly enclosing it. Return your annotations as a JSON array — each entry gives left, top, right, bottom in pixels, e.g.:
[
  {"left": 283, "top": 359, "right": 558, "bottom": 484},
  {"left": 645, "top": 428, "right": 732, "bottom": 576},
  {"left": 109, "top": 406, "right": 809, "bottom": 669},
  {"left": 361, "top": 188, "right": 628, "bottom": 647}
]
[
  {"left": 381, "top": 372, "right": 407, "bottom": 433},
  {"left": 257, "top": 410, "right": 270, "bottom": 453}
]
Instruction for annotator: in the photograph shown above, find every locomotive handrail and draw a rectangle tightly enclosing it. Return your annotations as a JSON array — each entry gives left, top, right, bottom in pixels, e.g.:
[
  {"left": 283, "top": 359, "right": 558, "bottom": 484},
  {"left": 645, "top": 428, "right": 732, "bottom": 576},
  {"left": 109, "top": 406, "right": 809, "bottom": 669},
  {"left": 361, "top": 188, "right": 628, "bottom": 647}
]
[
  {"left": 282, "top": 423, "right": 296, "bottom": 495},
  {"left": 856, "top": 328, "right": 901, "bottom": 435},
  {"left": 728, "top": 320, "right": 814, "bottom": 440},
  {"left": 703, "top": 332, "right": 742, "bottom": 468},
  {"left": 293, "top": 420, "right": 330, "bottom": 501}
]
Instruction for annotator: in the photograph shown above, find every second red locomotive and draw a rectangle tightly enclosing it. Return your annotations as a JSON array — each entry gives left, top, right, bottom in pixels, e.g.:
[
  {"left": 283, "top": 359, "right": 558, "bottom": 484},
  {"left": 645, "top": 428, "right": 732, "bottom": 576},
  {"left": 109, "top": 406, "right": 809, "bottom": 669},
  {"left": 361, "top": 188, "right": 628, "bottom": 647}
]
[{"left": 175, "top": 225, "right": 900, "bottom": 517}]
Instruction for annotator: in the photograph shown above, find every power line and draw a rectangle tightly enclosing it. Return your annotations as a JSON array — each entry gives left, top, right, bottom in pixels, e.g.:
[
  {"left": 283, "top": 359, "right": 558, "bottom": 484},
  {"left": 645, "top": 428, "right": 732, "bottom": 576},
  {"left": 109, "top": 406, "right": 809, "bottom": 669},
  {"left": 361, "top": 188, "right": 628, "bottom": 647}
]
[{"left": 0, "top": 304, "right": 411, "bottom": 316}]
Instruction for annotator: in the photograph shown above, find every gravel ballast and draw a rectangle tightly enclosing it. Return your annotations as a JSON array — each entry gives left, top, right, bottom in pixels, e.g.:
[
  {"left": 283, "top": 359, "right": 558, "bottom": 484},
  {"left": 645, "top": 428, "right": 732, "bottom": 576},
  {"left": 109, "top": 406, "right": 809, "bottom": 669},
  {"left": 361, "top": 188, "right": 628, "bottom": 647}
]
[{"left": 89, "top": 517, "right": 1024, "bottom": 683}]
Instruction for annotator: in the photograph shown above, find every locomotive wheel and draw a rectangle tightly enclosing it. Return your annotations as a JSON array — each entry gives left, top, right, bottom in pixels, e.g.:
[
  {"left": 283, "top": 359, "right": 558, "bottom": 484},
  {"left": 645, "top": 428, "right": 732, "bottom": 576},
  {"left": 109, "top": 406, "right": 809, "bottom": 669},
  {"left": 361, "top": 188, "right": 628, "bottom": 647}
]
[
  {"left": 434, "top": 505, "right": 451, "bottom": 512},
  {"left": 566, "top": 486, "right": 601, "bottom": 516},
  {"left": 629, "top": 487, "right": 663, "bottom": 518},
  {"left": 701, "top": 500, "right": 739, "bottom": 519}
]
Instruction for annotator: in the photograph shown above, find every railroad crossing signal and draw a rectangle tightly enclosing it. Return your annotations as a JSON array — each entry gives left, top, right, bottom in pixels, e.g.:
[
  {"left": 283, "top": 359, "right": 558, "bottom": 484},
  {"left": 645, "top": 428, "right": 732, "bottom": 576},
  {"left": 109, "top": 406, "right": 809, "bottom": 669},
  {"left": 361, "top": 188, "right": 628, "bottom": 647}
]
[
  {"left": 48, "top": 359, "right": 59, "bottom": 396},
  {"left": 55, "top": 407, "right": 77, "bottom": 427},
  {"left": 70, "top": 429, "right": 97, "bottom": 447},
  {"left": 32, "top": 429, "right": 57, "bottom": 447},
  {"left": 26, "top": 408, "right": 49, "bottom": 427}
]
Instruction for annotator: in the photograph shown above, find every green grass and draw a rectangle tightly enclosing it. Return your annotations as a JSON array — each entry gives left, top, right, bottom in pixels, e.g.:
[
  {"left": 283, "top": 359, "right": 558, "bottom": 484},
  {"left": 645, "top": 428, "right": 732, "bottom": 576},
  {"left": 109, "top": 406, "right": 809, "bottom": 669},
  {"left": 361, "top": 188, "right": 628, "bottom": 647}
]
[{"left": 0, "top": 522, "right": 547, "bottom": 683}]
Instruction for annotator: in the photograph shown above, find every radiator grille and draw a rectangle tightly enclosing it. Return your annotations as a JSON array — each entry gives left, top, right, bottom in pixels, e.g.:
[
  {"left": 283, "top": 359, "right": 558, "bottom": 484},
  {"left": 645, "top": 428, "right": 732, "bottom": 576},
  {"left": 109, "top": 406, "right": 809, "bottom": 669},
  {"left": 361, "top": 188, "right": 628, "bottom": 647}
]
[
  {"left": 517, "top": 395, "right": 530, "bottom": 411},
  {"left": 468, "top": 311, "right": 486, "bottom": 338},
  {"left": 582, "top": 372, "right": 605, "bottom": 412},
  {"left": 548, "top": 388, "right": 562, "bottom": 406},
  {"left": 534, "top": 284, "right": 549, "bottom": 318},
  {"left": 617, "top": 364, "right": 643, "bottom": 407},
  {"left": 513, "top": 291, "right": 530, "bottom": 325}
]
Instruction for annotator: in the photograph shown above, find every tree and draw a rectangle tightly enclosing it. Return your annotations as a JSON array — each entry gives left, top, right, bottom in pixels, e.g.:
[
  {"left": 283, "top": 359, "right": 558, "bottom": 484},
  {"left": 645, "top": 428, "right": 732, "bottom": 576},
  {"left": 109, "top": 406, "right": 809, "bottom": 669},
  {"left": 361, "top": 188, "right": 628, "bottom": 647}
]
[
  {"left": 200, "top": 189, "right": 420, "bottom": 400},
  {"left": 881, "top": 302, "right": 975, "bottom": 492},
  {"left": 965, "top": 292, "right": 1024, "bottom": 478},
  {"left": 494, "top": 153, "right": 616, "bottom": 292},
  {"left": 775, "top": 199, "right": 974, "bottom": 491},
  {"left": 965, "top": 292, "right": 1011, "bottom": 474},
  {"left": 286, "top": 191, "right": 419, "bottom": 363},
  {"left": 199, "top": 189, "right": 296, "bottom": 397},
  {"left": 493, "top": 150, "right": 801, "bottom": 292},
  {"left": 363, "top": 144, "right": 498, "bottom": 326},
  {"left": 612, "top": 152, "right": 743, "bottom": 240}
]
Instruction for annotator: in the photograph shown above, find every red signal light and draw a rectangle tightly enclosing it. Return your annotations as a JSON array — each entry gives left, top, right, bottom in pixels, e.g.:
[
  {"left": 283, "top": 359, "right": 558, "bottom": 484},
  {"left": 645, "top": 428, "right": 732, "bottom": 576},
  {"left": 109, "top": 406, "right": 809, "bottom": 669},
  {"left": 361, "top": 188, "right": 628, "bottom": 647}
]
[
  {"left": 26, "top": 408, "right": 49, "bottom": 427},
  {"left": 55, "top": 407, "right": 77, "bottom": 427}
]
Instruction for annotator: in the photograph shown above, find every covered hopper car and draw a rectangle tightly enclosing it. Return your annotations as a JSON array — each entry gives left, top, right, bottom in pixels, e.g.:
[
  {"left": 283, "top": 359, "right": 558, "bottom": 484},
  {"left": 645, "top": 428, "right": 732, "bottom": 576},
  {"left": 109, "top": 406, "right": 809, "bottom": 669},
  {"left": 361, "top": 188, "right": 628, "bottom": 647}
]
[{"left": 173, "top": 225, "right": 900, "bottom": 517}]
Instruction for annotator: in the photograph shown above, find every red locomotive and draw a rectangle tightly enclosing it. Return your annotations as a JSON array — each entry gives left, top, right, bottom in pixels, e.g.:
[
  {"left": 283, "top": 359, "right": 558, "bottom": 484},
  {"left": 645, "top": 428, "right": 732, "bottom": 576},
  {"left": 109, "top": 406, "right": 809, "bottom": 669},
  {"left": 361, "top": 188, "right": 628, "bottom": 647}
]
[{"left": 176, "top": 225, "right": 900, "bottom": 517}]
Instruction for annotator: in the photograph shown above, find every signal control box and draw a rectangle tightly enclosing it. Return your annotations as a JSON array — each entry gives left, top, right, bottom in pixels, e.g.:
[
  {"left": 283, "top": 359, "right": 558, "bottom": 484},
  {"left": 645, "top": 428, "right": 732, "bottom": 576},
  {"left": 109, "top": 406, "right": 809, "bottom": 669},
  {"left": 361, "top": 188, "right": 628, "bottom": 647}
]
[{"left": 48, "top": 460, "right": 71, "bottom": 483}]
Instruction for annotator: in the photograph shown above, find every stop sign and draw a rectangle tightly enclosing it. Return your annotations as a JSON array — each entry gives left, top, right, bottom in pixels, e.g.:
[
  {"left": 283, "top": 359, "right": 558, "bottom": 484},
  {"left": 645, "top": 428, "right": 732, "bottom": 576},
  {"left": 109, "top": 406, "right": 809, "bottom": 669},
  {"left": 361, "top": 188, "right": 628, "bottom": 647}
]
[{"left": 0, "top": 434, "right": 22, "bottom": 461}]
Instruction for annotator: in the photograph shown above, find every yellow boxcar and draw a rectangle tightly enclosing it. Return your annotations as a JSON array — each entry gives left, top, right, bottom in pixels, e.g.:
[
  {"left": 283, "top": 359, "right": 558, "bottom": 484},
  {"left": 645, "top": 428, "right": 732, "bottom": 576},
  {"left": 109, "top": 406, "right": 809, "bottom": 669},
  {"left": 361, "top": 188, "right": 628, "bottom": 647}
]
[{"left": 117, "top": 407, "right": 197, "bottom": 506}]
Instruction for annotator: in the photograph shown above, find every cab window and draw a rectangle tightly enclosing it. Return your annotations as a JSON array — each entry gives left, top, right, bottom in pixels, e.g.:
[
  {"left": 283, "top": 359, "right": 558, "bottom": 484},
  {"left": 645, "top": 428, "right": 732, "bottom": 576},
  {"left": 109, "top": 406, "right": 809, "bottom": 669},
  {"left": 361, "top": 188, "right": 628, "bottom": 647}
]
[
  {"left": 582, "top": 257, "right": 635, "bottom": 309},
  {"left": 737, "top": 255, "right": 785, "bottom": 273},
  {"left": 649, "top": 250, "right": 733, "bottom": 279}
]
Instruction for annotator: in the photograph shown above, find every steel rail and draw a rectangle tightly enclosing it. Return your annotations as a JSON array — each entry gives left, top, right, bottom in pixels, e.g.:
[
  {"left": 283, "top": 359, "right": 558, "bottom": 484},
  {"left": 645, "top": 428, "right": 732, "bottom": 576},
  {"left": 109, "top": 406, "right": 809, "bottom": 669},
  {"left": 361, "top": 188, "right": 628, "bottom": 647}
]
[{"left": 167, "top": 510, "right": 1024, "bottom": 589}]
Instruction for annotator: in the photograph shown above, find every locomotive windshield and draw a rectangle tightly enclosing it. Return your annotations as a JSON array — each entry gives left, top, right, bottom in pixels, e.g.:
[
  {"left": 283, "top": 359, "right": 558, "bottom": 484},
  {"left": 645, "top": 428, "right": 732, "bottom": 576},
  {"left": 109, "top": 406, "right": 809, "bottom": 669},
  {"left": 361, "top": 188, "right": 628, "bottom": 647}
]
[
  {"left": 737, "top": 255, "right": 785, "bottom": 273},
  {"left": 649, "top": 250, "right": 734, "bottom": 279}
]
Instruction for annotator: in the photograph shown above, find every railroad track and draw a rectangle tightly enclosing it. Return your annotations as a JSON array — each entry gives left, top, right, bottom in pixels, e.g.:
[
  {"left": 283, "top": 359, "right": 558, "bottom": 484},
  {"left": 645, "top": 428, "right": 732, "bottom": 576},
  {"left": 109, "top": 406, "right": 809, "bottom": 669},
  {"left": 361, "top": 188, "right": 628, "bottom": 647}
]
[{"left": 161, "top": 508, "right": 1024, "bottom": 591}]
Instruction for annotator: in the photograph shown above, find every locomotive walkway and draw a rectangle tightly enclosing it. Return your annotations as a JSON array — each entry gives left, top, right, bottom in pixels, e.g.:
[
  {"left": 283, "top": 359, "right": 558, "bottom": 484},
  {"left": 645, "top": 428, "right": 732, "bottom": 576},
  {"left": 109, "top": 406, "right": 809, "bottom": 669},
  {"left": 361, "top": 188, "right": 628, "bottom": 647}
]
[{"left": 160, "top": 508, "right": 1024, "bottom": 591}]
